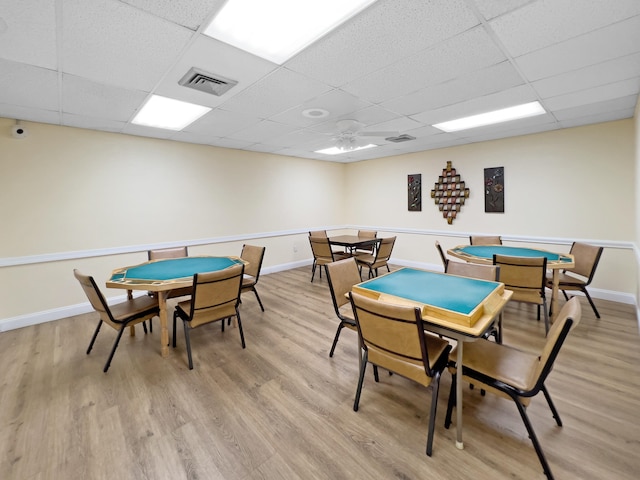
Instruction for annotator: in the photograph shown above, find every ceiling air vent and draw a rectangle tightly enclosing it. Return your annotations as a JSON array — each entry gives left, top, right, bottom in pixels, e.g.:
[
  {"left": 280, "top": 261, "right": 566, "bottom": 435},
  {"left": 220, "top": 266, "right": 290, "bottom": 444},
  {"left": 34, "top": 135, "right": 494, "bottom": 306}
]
[
  {"left": 178, "top": 67, "right": 238, "bottom": 96},
  {"left": 385, "top": 134, "right": 416, "bottom": 143}
]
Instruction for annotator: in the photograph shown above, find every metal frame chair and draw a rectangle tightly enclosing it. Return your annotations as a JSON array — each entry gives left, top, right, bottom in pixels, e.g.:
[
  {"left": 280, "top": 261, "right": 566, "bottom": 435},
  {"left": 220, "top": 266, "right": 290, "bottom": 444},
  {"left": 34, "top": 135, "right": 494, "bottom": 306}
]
[{"left": 240, "top": 244, "right": 266, "bottom": 312}]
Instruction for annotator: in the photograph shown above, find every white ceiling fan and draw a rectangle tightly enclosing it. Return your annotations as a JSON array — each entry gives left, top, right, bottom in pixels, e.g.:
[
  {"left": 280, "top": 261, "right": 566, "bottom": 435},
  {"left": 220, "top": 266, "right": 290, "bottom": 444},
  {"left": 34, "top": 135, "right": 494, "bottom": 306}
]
[{"left": 329, "top": 119, "right": 399, "bottom": 151}]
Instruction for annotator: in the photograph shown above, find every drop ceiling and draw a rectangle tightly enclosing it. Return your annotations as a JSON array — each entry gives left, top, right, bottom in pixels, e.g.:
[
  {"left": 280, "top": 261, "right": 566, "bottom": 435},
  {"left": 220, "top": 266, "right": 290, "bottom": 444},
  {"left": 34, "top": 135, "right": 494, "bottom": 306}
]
[{"left": 0, "top": 0, "right": 639, "bottom": 163}]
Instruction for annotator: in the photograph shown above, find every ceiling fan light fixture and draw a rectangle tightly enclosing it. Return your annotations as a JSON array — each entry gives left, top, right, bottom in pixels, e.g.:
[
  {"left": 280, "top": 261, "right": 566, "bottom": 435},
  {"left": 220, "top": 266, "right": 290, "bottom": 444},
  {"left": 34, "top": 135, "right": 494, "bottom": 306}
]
[{"left": 315, "top": 144, "right": 377, "bottom": 155}]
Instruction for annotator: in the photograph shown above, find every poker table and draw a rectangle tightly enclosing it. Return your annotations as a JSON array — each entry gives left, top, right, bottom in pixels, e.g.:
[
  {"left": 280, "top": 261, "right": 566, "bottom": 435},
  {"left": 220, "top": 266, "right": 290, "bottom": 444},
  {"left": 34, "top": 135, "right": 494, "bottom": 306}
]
[
  {"left": 447, "top": 244, "right": 574, "bottom": 320},
  {"left": 353, "top": 267, "right": 512, "bottom": 450},
  {"left": 106, "top": 256, "right": 245, "bottom": 357}
]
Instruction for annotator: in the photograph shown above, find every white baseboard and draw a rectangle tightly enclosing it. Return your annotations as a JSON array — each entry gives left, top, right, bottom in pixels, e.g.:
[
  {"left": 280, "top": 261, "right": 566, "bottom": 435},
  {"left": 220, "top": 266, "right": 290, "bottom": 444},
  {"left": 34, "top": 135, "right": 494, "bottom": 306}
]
[{"left": 0, "top": 258, "right": 634, "bottom": 332}]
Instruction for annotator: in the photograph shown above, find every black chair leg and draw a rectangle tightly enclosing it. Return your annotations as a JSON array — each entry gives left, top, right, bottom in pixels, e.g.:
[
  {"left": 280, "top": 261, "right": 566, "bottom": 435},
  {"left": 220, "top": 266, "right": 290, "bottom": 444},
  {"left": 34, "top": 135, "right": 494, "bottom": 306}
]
[
  {"left": 183, "top": 322, "right": 194, "bottom": 370},
  {"left": 142, "top": 321, "right": 148, "bottom": 334},
  {"left": 103, "top": 326, "right": 127, "bottom": 373},
  {"left": 444, "top": 373, "right": 456, "bottom": 429},
  {"left": 329, "top": 324, "right": 345, "bottom": 357},
  {"left": 353, "top": 351, "right": 368, "bottom": 411},
  {"left": 425, "top": 371, "right": 442, "bottom": 456},
  {"left": 253, "top": 288, "right": 265, "bottom": 312},
  {"left": 311, "top": 261, "right": 317, "bottom": 282},
  {"left": 172, "top": 312, "right": 178, "bottom": 348},
  {"left": 87, "top": 320, "right": 103, "bottom": 354},
  {"left": 582, "top": 289, "right": 601, "bottom": 319},
  {"left": 541, "top": 385, "right": 563, "bottom": 427},
  {"left": 236, "top": 312, "right": 246, "bottom": 348},
  {"left": 514, "top": 398, "right": 555, "bottom": 480}
]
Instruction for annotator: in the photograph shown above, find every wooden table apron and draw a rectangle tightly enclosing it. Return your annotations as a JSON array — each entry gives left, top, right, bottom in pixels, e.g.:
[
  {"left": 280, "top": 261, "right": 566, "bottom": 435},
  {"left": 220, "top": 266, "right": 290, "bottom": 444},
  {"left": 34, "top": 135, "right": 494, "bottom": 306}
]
[
  {"left": 352, "top": 267, "right": 512, "bottom": 450},
  {"left": 447, "top": 245, "right": 575, "bottom": 321},
  {"left": 105, "top": 256, "right": 245, "bottom": 358}
]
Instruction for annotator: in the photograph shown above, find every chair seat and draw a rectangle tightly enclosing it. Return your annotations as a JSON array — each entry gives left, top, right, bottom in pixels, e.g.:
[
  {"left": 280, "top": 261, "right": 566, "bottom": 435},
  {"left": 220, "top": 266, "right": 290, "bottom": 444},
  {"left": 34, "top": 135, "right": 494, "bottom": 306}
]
[
  {"left": 337, "top": 303, "right": 356, "bottom": 324},
  {"left": 450, "top": 340, "right": 538, "bottom": 392},
  {"left": 242, "top": 273, "right": 257, "bottom": 288},
  {"left": 109, "top": 295, "right": 159, "bottom": 322},
  {"left": 547, "top": 272, "right": 587, "bottom": 288}
]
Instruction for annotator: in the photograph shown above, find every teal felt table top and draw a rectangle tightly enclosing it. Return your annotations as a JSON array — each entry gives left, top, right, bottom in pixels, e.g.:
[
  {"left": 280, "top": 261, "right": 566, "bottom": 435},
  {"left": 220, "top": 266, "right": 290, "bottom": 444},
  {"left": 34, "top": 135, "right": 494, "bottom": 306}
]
[
  {"left": 454, "top": 245, "right": 572, "bottom": 263},
  {"left": 357, "top": 268, "right": 500, "bottom": 315},
  {"left": 110, "top": 256, "right": 243, "bottom": 282}
]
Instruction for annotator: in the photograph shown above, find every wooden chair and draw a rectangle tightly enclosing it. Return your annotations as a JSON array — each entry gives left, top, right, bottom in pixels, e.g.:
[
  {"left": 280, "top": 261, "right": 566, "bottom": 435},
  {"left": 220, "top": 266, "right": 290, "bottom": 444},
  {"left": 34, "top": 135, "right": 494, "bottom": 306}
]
[
  {"left": 355, "top": 236, "right": 396, "bottom": 279},
  {"left": 435, "top": 240, "right": 448, "bottom": 271},
  {"left": 445, "top": 297, "right": 582, "bottom": 480},
  {"left": 74, "top": 269, "right": 159, "bottom": 372},
  {"left": 308, "top": 236, "right": 350, "bottom": 282},
  {"left": 445, "top": 262, "right": 501, "bottom": 342},
  {"left": 147, "top": 246, "right": 193, "bottom": 300},
  {"left": 172, "top": 264, "right": 245, "bottom": 370},
  {"left": 325, "top": 257, "right": 361, "bottom": 358},
  {"left": 354, "top": 229, "right": 377, "bottom": 256},
  {"left": 493, "top": 254, "right": 550, "bottom": 335},
  {"left": 349, "top": 291, "right": 451, "bottom": 456},
  {"left": 240, "top": 244, "right": 266, "bottom": 312},
  {"left": 547, "top": 242, "right": 603, "bottom": 318},
  {"left": 470, "top": 235, "right": 502, "bottom": 245}
]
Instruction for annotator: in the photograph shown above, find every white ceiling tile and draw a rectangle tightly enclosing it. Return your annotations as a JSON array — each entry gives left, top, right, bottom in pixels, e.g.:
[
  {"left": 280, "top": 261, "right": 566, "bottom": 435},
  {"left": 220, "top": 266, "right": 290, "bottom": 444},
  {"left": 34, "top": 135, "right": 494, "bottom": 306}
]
[
  {"left": 62, "top": 0, "right": 194, "bottom": 91},
  {"left": 532, "top": 52, "right": 640, "bottom": 98},
  {"left": 0, "top": 60, "right": 59, "bottom": 110},
  {"left": 381, "top": 61, "right": 524, "bottom": 115},
  {"left": 410, "top": 84, "right": 538, "bottom": 125},
  {"left": 61, "top": 74, "right": 147, "bottom": 121},
  {"left": 286, "top": 0, "right": 480, "bottom": 87},
  {"left": 553, "top": 95, "right": 638, "bottom": 121},
  {"left": 0, "top": 104, "right": 61, "bottom": 125},
  {"left": 219, "top": 68, "right": 332, "bottom": 119},
  {"left": 122, "top": 123, "right": 175, "bottom": 139},
  {"left": 0, "top": 0, "right": 57, "bottom": 69},
  {"left": 183, "top": 108, "right": 261, "bottom": 137},
  {"left": 515, "top": 15, "right": 640, "bottom": 81},
  {"left": 61, "top": 113, "right": 126, "bottom": 133},
  {"left": 227, "top": 119, "right": 297, "bottom": 143},
  {"left": 559, "top": 107, "right": 636, "bottom": 129},
  {"left": 543, "top": 78, "right": 640, "bottom": 111},
  {"left": 342, "top": 27, "right": 507, "bottom": 104},
  {"left": 471, "top": 0, "right": 532, "bottom": 20},
  {"left": 120, "top": 0, "right": 226, "bottom": 30},
  {"left": 489, "top": 0, "right": 640, "bottom": 57}
]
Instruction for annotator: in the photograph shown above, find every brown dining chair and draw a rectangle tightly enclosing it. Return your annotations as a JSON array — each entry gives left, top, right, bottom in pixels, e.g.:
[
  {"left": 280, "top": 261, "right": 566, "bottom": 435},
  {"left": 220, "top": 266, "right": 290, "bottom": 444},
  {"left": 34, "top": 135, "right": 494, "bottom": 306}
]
[
  {"left": 547, "top": 242, "right": 603, "bottom": 319},
  {"left": 493, "top": 254, "right": 549, "bottom": 335},
  {"left": 349, "top": 291, "right": 451, "bottom": 456},
  {"left": 354, "top": 229, "right": 377, "bottom": 256},
  {"left": 240, "top": 244, "right": 266, "bottom": 312},
  {"left": 308, "top": 230, "right": 328, "bottom": 237},
  {"left": 308, "top": 236, "right": 350, "bottom": 282},
  {"left": 325, "top": 257, "right": 361, "bottom": 358},
  {"left": 445, "top": 297, "right": 582, "bottom": 480},
  {"left": 74, "top": 269, "right": 160, "bottom": 372},
  {"left": 445, "top": 262, "right": 502, "bottom": 342},
  {"left": 470, "top": 235, "right": 502, "bottom": 245},
  {"left": 355, "top": 236, "right": 396, "bottom": 279},
  {"left": 435, "top": 240, "right": 449, "bottom": 271},
  {"left": 173, "top": 264, "right": 245, "bottom": 370}
]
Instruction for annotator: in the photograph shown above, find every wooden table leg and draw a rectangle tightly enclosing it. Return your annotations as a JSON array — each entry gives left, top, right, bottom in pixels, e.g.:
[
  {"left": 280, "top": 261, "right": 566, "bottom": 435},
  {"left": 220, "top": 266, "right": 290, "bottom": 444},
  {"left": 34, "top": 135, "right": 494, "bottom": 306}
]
[{"left": 158, "top": 291, "right": 170, "bottom": 357}]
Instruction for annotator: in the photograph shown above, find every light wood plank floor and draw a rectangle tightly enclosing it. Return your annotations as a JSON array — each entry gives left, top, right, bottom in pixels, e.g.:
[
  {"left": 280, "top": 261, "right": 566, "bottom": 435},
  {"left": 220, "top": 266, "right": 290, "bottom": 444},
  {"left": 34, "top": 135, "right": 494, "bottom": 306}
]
[{"left": 1, "top": 265, "right": 638, "bottom": 479}]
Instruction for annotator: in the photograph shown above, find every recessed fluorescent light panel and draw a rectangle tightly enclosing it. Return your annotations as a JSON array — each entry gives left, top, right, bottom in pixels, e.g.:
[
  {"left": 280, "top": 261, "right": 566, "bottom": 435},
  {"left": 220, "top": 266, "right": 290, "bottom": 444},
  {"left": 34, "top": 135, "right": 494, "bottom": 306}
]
[
  {"left": 132, "top": 95, "right": 211, "bottom": 130},
  {"left": 432, "top": 101, "right": 546, "bottom": 133},
  {"left": 204, "top": 0, "right": 377, "bottom": 64},
  {"left": 315, "top": 144, "right": 377, "bottom": 155}
]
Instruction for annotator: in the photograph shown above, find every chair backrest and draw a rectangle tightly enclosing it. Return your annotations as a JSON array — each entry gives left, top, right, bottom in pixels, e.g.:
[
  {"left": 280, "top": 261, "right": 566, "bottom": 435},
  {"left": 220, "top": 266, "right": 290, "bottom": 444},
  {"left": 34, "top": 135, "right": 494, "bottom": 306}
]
[
  {"left": 493, "top": 254, "right": 546, "bottom": 303},
  {"left": 567, "top": 242, "right": 603, "bottom": 282},
  {"left": 309, "top": 235, "right": 335, "bottom": 260},
  {"left": 446, "top": 261, "right": 499, "bottom": 282},
  {"left": 470, "top": 235, "right": 502, "bottom": 245},
  {"left": 530, "top": 297, "right": 582, "bottom": 392},
  {"left": 435, "top": 241, "right": 448, "bottom": 270},
  {"left": 358, "top": 230, "right": 377, "bottom": 238},
  {"left": 309, "top": 230, "right": 328, "bottom": 238},
  {"left": 241, "top": 244, "right": 265, "bottom": 280},
  {"left": 187, "top": 264, "right": 244, "bottom": 328},
  {"left": 374, "top": 236, "right": 396, "bottom": 263},
  {"left": 325, "top": 257, "right": 362, "bottom": 312},
  {"left": 73, "top": 269, "right": 115, "bottom": 325},
  {"left": 148, "top": 246, "right": 188, "bottom": 261},
  {"left": 349, "top": 291, "right": 446, "bottom": 382}
]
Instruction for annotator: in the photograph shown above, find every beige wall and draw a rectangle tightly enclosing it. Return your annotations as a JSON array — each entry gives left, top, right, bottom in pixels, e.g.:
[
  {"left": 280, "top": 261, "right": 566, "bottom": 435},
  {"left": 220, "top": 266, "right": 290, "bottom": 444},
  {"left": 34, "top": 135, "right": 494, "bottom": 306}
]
[
  {"left": 0, "top": 116, "right": 637, "bottom": 328},
  {"left": 635, "top": 98, "right": 640, "bottom": 317}
]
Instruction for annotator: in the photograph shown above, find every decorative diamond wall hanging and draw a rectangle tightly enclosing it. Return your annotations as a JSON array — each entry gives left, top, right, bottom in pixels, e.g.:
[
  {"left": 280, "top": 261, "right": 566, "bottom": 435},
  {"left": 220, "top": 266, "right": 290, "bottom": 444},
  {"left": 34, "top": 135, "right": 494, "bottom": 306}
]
[{"left": 430, "top": 161, "right": 470, "bottom": 224}]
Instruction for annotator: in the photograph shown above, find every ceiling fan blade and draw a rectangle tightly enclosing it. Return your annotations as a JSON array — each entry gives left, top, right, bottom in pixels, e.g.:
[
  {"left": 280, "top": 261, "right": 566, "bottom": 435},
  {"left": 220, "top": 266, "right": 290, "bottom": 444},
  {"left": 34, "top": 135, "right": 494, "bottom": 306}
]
[{"left": 358, "top": 131, "right": 400, "bottom": 137}]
